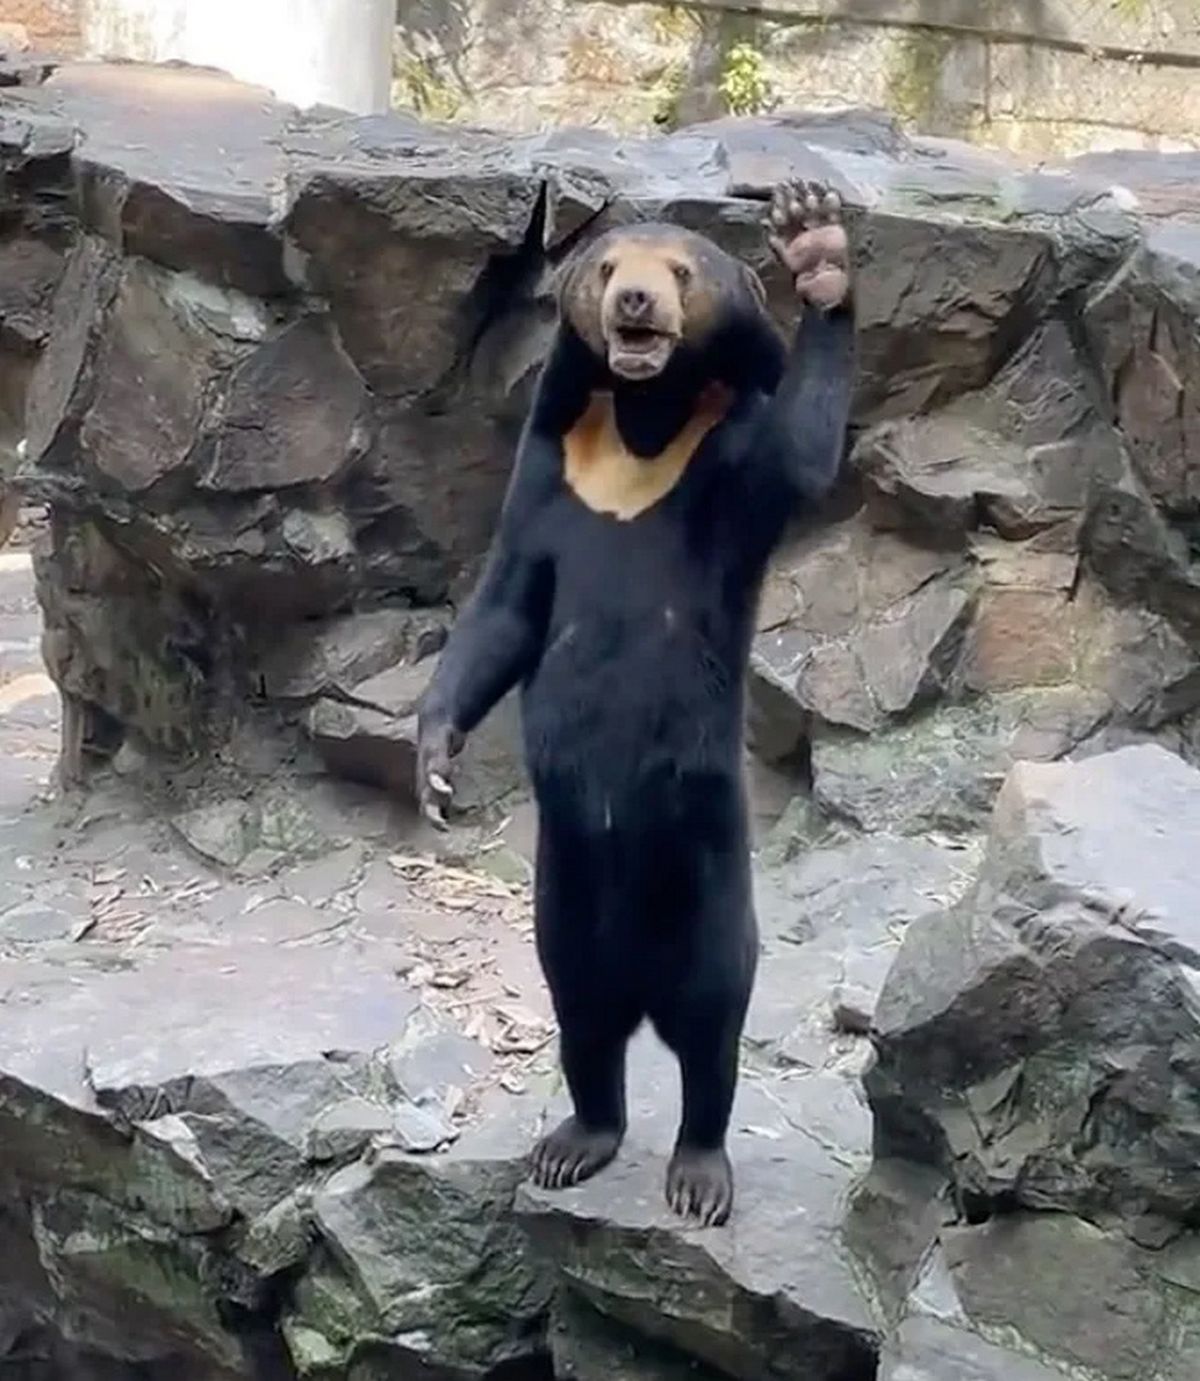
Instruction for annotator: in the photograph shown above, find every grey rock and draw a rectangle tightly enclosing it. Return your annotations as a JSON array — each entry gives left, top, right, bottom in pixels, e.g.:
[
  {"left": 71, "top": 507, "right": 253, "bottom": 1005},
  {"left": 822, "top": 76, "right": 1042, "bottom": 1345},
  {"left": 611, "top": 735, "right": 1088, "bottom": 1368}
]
[
  {"left": 350, "top": 399, "right": 527, "bottom": 603},
  {"left": 0, "top": 893, "right": 87, "bottom": 942},
  {"left": 389, "top": 1020, "right": 494, "bottom": 1107},
  {"left": 57, "top": 61, "right": 290, "bottom": 295},
  {"left": 748, "top": 836, "right": 975, "bottom": 1067},
  {"left": 300, "top": 1096, "right": 460, "bottom": 1162},
  {"left": 0, "top": 234, "right": 63, "bottom": 353},
  {"left": 855, "top": 408, "right": 1089, "bottom": 543},
  {"left": 284, "top": 160, "right": 542, "bottom": 398},
  {"left": 851, "top": 209, "right": 1055, "bottom": 423},
  {"left": 1077, "top": 591, "right": 1200, "bottom": 728},
  {"left": 26, "top": 1188, "right": 253, "bottom": 1374},
  {"left": 1082, "top": 222, "right": 1200, "bottom": 644},
  {"left": 857, "top": 315, "right": 1116, "bottom": 546},
  {"left": 308, "top": 660, "right": 525, "bottom": 816},
  {"left": 810, "top": 688, "right": 1110, "bottom": 836},
  {"left": 753, "top": 520, "right": 974, "bottom": 737},
  {"left": 79, "top": 944, "right": 413, "bottom": 1215},
  {"left": 517, "top": 1033, "right": 878, "bottom": 1381},
  {"left": 254, "top": 607, "right": 448, "bottom": 701},
  {"left": 288, "top": 1106, "right": 552, "bottom": 1379},
  {"left": 0, "top": 1067, "right": 231, "bottom": 1236},
  {"left": 236, "top": 1192, "right": 312, "bottom": 1279},
  {"left": 203, "top": 316, "right": 368, "bottom": 492},
  {"left": 79, "top": 258, "right": 231, "bottom": 493},
  {"left": 882, "top": 1213, "right": 1200, "bottom": 1381},
  {"left": 843, "top": 1158, "right": 947, "bottom": 1326},
  {"left": 1085, "top": 221, "right": 1200, "bottom": 521},
  {"left": 171, "top": 789, "right": 332, "bottom": 872},
  {"left": 389, "top": 1098, "right": 458, "bottom": 1152},
  {"left": 881, "top": 1315, "right": 1077, "bottom": 1381},
  {"left": 305, "top": 676, "right": 425, "bottom": 797},
  {"left": 936, "top": 1216, "right": 1174, "bottom": 1381},
  {"left": 22, "top": 234, "right": 120, "bottom": 468},
  {"left": 305, "top": 1097, "right": 395, "bottom": 1163},
  {"left": 277, "top": 843, "right": 366, "bottom": 907},
  {"left": 551, "top": 1288, "right": 727, "bottom": 1381},
  {"left": 868, "top": 745, "right": 1200, "bottom": 1230}
]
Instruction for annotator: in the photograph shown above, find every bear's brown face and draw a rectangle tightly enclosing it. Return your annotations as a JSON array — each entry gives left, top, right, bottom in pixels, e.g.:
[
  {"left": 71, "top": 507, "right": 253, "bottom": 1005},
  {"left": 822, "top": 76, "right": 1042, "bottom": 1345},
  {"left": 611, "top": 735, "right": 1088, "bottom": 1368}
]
[
  {"left": 560, "top": 226, "right": 766, "bottom": 383},
  {"left": 596, "top": 240, "right": 694, "bottom": 381}
]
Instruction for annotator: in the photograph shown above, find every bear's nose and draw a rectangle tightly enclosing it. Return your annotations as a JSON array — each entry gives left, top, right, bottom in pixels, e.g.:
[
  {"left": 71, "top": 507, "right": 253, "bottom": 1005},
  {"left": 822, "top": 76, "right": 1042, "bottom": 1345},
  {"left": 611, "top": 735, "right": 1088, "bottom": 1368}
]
[{"left": 617, "top": 287, "right": 652, "bottom": 319}]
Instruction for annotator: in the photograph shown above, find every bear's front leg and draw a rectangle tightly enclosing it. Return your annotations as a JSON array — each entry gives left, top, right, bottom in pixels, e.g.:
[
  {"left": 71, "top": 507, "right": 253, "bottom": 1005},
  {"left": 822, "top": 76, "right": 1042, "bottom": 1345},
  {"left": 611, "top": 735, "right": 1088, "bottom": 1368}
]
[{"left": 749, "top": 180, "right": 856, "bottom": 507}]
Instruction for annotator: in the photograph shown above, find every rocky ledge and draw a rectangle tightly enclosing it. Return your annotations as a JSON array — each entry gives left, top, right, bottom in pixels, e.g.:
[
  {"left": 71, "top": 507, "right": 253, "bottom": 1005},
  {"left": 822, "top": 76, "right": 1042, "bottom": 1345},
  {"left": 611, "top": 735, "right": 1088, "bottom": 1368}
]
[{"left": 3, "top": 720, "right": 1200, "bottom": 1380}]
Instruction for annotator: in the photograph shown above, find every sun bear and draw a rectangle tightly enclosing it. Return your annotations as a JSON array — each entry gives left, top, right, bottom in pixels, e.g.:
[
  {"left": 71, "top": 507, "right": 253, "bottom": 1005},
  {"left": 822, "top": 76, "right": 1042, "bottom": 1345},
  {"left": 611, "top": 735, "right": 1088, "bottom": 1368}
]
[{"left": 416, "top": 181, "right": 855, "bottom": 1226}]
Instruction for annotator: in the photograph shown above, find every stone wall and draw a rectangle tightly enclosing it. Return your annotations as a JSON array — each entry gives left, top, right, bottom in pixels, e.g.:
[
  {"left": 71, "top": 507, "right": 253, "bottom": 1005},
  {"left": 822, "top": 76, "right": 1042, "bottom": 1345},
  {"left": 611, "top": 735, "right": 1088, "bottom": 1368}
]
[
  {"left": 3, "top": 55, "right": 1199, "bottom": 833},
  {"left": 395, "top": 0, "right": 1200, "bottom": 153}
]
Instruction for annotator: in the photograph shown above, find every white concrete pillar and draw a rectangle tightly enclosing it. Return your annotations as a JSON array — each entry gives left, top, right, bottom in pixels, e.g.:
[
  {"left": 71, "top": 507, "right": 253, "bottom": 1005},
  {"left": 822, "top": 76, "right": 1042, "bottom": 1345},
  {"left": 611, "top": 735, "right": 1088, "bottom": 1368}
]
[{"left": 80, "top": 0, "right": 394, "bottom": 114}]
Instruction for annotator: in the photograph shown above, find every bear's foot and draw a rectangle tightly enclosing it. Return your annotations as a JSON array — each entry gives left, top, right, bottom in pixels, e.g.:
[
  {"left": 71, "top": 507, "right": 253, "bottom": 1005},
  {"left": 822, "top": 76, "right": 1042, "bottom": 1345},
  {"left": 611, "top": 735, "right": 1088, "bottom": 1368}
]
[
  {"left": 665, "top": 1145, "right": 733, "bottom": 1227},
  {"left": 765, "top": 179, "right": 851, "bottom": 312},
  {"left": 530, "top": 1117, "right": 622, "bottom": 1190}
]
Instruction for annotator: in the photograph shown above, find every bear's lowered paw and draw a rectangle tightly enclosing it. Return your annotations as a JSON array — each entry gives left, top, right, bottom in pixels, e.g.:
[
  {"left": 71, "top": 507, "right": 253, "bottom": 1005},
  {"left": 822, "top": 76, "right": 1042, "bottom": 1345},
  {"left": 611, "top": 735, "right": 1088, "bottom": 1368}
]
[
  {"left": 530, "top": 1117, "right": 623, "bottom": 1190},
  {"left": 666, "top": 1145, "right": 734, "bottom": 1228}
]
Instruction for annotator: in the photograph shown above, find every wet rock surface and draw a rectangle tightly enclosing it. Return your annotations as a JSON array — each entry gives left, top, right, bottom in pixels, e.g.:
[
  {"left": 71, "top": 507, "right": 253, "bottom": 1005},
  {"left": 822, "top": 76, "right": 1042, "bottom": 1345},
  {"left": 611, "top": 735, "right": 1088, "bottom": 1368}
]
[{"left": 0, "top": 54, "right": 1199, "bottom": 1381}]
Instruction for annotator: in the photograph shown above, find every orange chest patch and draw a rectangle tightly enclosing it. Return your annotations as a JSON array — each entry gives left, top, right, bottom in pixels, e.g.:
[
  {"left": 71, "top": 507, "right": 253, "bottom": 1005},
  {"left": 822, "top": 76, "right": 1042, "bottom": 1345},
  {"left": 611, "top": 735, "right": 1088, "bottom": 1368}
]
[{"left": 562, "top": 385, "right": 731, "bottom": 521}]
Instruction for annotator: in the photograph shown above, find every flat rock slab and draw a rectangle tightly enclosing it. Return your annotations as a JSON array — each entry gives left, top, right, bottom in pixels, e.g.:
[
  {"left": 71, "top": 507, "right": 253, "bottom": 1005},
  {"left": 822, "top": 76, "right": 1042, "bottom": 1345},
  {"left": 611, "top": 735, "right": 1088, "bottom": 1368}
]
[
  {"left": 750, "top": 835, "right": 977, "bottom": 1063},
  {"left": 45, "top": 62, "right": 291, "bottom": 293},
  {"left": 517, "top": 1031, "right": 879, "bottom": 1381},
  {"left": 0, "top": 936, "right": 423, "bottom": 1216}
]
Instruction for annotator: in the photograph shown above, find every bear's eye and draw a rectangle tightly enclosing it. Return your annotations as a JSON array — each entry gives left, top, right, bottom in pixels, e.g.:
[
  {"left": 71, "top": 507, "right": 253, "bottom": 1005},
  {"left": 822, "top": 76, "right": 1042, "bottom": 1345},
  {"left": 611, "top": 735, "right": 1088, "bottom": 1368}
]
[
  {"left": 599, "top": 260, "right": 615, "bottom": 282},
  {"left": 671, "top": 262, "right": 692, "bottom": 285}
]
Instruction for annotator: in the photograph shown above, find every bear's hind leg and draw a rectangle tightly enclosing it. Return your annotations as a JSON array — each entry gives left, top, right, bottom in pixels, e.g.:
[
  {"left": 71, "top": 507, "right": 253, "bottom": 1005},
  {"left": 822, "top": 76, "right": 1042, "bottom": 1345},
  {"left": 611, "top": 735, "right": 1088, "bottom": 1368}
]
[
  {"left": 530, "top": 1009, "right": 637, "bottom": 1189},
  {"left": 529, "top": 803, "right": 640, "bottom": 1191},
  {"left": 652, "top": 925, "right": 756, "bottom": 1227}
]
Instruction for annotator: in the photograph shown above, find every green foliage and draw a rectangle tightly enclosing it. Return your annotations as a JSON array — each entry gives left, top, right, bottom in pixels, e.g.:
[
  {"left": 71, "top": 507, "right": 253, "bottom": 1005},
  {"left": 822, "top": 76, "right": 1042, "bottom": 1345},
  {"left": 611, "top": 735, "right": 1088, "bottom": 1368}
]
[
  {"left": 718, "top": 42, "right": 774, "bottom": 118},
  {"left": 394, "top": 54, "right": 461, "bottom": 122},
  {"left": 1111, "top": 0, "right": 1151, "bottom": 17}
]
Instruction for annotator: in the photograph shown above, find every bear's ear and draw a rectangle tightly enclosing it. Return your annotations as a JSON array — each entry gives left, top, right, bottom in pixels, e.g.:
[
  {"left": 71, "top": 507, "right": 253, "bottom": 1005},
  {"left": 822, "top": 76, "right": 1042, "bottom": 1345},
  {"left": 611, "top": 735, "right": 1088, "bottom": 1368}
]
[
  {"left": 740, "top": 262, "right": 768, "bottom": 310},
  {"left": 554, "top": 240, "right": 596, "bottom": 315},
  {"left": 552, "top": 255, "right": 577, "bottom": 316},
  {"left": 553, "top": 240, "right": 607, "bottom": 357}
]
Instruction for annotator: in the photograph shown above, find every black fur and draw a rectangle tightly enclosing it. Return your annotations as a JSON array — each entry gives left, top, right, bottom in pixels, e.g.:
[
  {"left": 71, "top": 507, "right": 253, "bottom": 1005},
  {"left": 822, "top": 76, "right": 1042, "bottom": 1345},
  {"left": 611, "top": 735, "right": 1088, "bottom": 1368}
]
[{"left": 418, "top": 223, "right": 855, "bottom": 1223}]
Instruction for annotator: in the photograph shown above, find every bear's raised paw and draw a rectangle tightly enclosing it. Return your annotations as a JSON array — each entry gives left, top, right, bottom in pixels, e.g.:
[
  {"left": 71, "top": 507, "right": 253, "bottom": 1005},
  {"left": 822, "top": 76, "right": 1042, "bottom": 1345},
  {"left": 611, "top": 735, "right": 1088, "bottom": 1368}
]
[{"left": 765, "top": 179, "right": 851, "bottom": 312}]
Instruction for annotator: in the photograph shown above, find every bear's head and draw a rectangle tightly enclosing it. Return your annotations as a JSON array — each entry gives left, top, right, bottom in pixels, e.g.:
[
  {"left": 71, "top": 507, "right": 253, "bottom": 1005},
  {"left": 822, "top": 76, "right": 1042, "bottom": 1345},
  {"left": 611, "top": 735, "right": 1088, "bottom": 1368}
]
[{"left": 556, "top": 223, "right": 782, "bottom": 388}]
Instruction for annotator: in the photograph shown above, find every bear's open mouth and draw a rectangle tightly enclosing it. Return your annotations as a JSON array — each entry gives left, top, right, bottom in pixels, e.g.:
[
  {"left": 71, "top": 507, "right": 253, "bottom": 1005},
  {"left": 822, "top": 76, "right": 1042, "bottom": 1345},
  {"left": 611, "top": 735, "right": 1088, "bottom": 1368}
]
[
  {"left": 608, "top": 325, "right": 677, "bottom": 380},
  {"left": 615, "top": 326, "right": 666, "bottom": 352}
]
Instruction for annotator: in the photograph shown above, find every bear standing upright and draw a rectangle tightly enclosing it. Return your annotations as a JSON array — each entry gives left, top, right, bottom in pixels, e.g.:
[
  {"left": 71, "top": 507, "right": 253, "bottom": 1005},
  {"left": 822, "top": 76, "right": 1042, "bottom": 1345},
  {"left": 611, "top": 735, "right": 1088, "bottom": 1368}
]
[{"left": 416, "top": 182, "right": 856, "bottom": 1226}]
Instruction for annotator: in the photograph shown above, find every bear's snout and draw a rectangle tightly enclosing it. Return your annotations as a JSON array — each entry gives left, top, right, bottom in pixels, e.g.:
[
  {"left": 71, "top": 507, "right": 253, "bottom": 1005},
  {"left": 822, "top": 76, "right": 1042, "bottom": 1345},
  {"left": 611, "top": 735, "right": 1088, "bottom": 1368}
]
[{"left": 615, "top": 286, "right": 654, "bottom": 322}]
